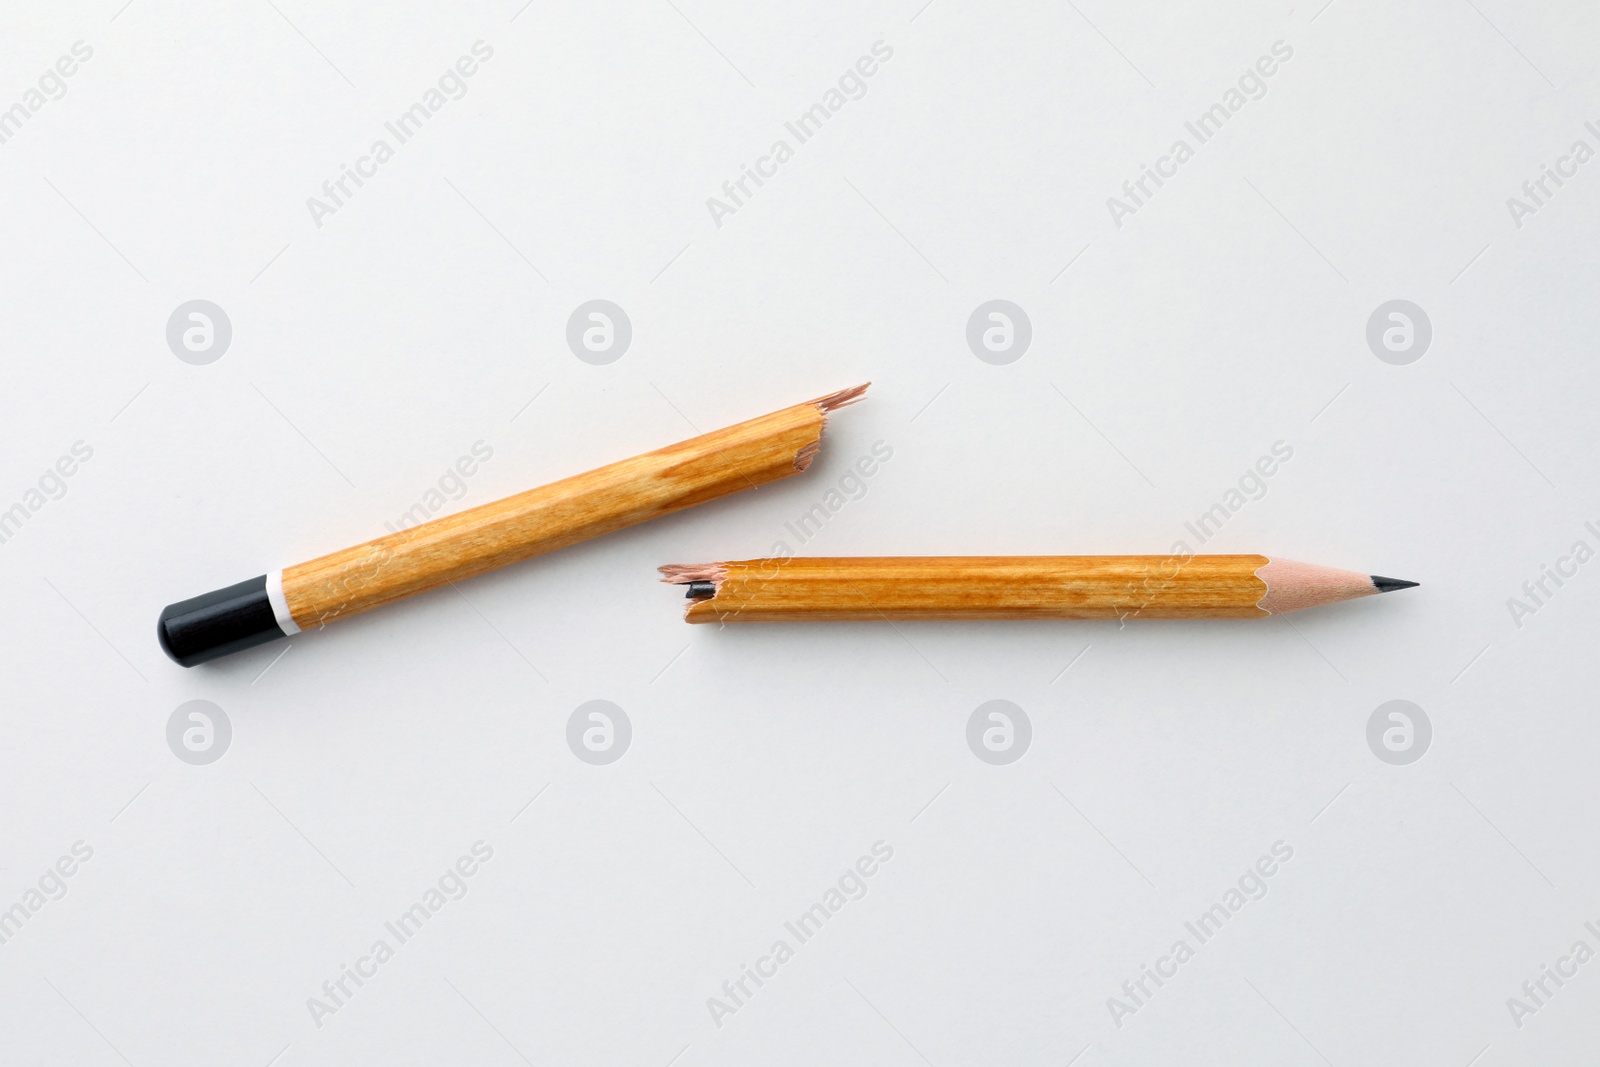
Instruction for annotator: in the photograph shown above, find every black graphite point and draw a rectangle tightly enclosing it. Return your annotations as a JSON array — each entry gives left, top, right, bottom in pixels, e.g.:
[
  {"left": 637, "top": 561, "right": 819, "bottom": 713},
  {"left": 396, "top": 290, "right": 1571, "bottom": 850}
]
[
  {"left": 685, "top": 581, "right": 717, "bottom": 599},
  {"left": 1371, "top": 575, "right": 1420, "bottom": 593}
]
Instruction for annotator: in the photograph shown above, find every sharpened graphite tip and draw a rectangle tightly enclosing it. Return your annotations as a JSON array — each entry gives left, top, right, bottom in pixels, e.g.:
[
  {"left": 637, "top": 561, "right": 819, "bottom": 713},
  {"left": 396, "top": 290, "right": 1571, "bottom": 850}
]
[{"left": 1370, "top": 575, "right": 1420, "bottom": 594}]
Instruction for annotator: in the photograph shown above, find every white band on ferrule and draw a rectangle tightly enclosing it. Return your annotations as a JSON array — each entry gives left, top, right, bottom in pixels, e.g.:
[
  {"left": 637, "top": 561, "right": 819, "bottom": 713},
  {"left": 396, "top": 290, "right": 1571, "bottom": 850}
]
[{"left": 266, "top": 569, "right": 301, "bottom": 634}]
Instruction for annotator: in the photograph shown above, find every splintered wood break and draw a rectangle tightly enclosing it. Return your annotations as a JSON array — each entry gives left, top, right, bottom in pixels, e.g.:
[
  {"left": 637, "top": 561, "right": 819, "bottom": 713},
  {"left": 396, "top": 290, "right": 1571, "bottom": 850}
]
[
  {"left": 794, "top": 383, "right": 870, "bottom": 470},
  {"left": 658, "top": 562, "right": 728, "bottom": 585}
]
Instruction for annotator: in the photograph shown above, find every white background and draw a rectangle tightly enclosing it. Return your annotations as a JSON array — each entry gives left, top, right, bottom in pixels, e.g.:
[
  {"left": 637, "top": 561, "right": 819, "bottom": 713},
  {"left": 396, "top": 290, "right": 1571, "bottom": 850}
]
[{"left": 2, "top": 1, "right": 1597, "bottom": 1063}]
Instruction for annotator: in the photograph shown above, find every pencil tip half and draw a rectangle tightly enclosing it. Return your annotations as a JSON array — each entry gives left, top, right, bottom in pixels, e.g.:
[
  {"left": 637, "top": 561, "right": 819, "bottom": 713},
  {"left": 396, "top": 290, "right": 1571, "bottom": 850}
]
[{"left": 1370, "top": 575, "right": 1420, "bottom": 594}]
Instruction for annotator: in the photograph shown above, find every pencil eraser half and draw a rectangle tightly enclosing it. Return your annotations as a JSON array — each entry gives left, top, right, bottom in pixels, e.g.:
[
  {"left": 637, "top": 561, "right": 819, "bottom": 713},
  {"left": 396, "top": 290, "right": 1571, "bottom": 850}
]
[{"left": 158, "top": 575, "right": 288, "bottom": 667}]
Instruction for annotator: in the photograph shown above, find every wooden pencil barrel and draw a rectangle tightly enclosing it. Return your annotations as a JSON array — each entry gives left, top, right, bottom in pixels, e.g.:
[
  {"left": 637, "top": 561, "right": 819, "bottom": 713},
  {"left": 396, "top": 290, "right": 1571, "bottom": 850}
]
[
  {"left": 283, "top": 399, "right": 837, "bottom": 628},
  {"left": 682, "top": 555, "right": 1274, "bottom": 622}
]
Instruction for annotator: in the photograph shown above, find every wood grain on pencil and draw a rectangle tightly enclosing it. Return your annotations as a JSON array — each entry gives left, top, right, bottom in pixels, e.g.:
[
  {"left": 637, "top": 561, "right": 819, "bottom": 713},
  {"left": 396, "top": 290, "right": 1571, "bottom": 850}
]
[
  {"left": 284, "top": 385, "right": 867, "bottom": 628},
  {"left": 661, "top": 555, "right": 1413, "bottom": 622}
]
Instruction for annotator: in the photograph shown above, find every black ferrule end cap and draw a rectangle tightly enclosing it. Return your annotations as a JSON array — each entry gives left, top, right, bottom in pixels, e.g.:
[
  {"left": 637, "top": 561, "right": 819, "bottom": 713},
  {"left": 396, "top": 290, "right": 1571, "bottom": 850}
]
[{"left": 158, "top": 575, "right": 287, "bottom": 667}]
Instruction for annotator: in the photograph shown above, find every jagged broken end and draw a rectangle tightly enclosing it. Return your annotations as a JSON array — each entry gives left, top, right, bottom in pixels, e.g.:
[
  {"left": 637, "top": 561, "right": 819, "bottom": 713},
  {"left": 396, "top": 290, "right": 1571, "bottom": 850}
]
[
  {"left": 791, "top": 439, "right": 820, "bottom": 471},
  {"left": 813, "top": 382, "right": 870, "bottom": 413},
  {"left": 795, "top": 383, "right": 870, "bottom": 471},
  {"left": 660, "top": 562, "right": 728, "bottom": 620},
  {"left": 659, "top": 562, "right": 728, "bottom": 585}
]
